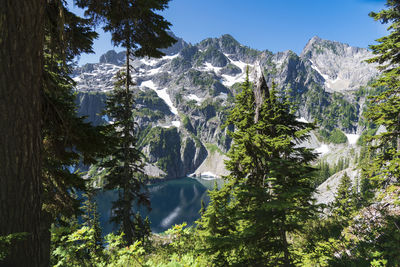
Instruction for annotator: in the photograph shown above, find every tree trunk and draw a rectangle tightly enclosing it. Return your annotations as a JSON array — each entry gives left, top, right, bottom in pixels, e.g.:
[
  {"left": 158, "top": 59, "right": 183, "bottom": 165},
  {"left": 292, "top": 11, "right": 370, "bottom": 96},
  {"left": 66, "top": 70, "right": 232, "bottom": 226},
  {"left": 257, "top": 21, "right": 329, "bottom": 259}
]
[
  {"left": 281, "top": 229, "right": 292, "bottom": 267},
  {"left": 0, "top": 0, "right": 44, "bottom": 266},
  {"left": 123, "top": 47, "right": 133, "bottom": 244}
]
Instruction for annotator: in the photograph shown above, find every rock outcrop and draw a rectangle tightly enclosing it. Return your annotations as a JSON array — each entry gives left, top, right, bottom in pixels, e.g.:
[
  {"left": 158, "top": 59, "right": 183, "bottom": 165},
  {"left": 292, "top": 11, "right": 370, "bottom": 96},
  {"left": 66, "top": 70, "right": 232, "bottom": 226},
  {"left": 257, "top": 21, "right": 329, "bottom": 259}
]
[{"left": 73, "top": 33, "right": 380, "bottom": 179}]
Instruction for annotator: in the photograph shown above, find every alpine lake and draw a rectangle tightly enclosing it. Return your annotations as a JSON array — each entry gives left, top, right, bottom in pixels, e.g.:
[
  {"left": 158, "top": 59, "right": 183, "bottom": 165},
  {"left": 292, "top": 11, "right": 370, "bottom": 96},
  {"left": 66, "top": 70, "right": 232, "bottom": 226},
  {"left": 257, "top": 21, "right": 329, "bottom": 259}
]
[{"left": 96, "top": 176, "right": 224, "bottom": 234}]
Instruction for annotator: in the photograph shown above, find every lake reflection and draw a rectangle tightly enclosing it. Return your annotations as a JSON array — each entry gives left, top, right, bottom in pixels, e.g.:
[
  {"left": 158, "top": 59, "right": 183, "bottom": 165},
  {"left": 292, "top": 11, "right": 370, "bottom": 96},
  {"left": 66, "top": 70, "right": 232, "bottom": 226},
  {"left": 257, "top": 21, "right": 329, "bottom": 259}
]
[{"left": 96, "top": 177, "right": 223, "bottom": 234}]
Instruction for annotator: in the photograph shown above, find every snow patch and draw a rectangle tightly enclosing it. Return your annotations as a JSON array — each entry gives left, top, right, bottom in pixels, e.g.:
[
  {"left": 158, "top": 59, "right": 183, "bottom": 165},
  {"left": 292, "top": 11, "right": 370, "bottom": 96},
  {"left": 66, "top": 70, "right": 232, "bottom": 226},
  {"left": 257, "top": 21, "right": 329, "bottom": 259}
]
[
  {"left": 310, "top": 60, "right": 351, "bottom": 91},
  {"left": 162, "top": 54, "right": 179, "bottom": 60},
  {"left": 203, "top": 62, "right": 222, "bottom": 74},
  {"left": 310, "top": 60, "right": 330, "bottom": 81},
  {"left": 141, "top": 80, "right": 178, "bottom": 115},
  {"left": 227, "top": 57, "right": 248, "bottom": 71},
  {"left": 172, "top": 120, "right": 181, "bottom": 128},
  {"left": 187, "top": 94, "right": 203, "bottom": 105},
  {"left": 147, "top": 67, "right": 162, "bottom": 75},
  {"left": 221, "top": 73, "right": 246, "bottom": 87},
  {"left": 142, "top": 58, "right": 159, "bottom": 66},
  {"left": 296, "top": 117, "right": 308, "bottom": 123},
  {"left": 316, "top": 144, "right": 330, "bottom": 154},
  {"left": 220, "top": 54, "right": 248, "bottom": 87},
  {"left": 198, "top": 171, "right": 219, "bottom": 179},
  {"left": 345, "top": 134, "right": 360, "bottom": 145},
  {"left": 217, "top": 92, "right": 228, "bottom": 100},
  {"left": 187, "top": 94, "right": 203, "bottom": 102}
]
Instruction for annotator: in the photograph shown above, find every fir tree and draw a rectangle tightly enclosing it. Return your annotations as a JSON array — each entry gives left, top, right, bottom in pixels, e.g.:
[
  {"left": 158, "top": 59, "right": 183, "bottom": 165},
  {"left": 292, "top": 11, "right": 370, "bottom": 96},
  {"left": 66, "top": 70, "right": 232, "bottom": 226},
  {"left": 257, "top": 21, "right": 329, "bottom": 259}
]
[
  {"left": 76, "top": 0, "right": 176, "bottom": 245},
  {"left": 331, "top": 172, "right": 356, "bottom": 219},
  {"left": 100, "top": 71, "right": 150, "bottom": 245},
  {"left": 365, "top": 0, "right": 400, "bottom": 189},
  {"left": 81, "top": 183, "right": 103, "bottom": 254},
  {"left": 40, "top": 3, "right": 109, "bottom": 264},
  {"left": 198, "top": 67, "right": 318, "bottom": 266}
]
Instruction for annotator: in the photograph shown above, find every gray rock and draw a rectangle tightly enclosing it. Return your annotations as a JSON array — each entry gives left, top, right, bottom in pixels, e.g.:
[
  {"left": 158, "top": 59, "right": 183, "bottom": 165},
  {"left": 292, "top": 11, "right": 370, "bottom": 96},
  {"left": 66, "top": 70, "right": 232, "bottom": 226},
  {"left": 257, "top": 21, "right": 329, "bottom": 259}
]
[
  {"left": 73, "top": 33, "right": 382, "bottom": 179},
  {"left": 99, "top": 50, "right": 125, "bottom": 65}
]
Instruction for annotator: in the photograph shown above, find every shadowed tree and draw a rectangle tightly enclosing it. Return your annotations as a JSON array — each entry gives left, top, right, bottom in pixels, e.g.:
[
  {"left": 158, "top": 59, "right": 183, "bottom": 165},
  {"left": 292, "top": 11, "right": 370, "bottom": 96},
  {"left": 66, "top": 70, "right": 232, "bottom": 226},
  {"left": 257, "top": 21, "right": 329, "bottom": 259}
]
[
  {"left": 75, "top": 0, "right": 176, "bottom": 244},
  {"left": 0, "top": 0, "right": 45, "bottom": 265}
]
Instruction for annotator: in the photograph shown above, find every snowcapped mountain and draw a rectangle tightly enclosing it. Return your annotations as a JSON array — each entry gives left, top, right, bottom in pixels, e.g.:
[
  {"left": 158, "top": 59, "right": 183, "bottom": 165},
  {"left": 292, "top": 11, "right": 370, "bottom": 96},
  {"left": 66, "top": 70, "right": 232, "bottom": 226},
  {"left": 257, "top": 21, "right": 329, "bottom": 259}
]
[{"left": 73, "top": 34, "right": 379, "bottom": 179}]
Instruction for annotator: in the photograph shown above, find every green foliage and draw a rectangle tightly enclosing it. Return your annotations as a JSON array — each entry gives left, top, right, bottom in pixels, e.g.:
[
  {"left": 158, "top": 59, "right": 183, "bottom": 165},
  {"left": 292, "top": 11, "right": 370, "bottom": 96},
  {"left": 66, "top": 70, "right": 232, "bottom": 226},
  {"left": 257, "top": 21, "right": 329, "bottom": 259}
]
[
  {"left": 0, "top": 233, "right": 29, "bottom": 261},
  {"left": 318, "top": 128, "right": 348, "bottom": 144},
  {"left": 41, "top": 2, "right": 109, "bottom": 236},
  {"left": 205, "top": 143, "right": 223, "bottom": 155},
  {"left": 197, "top": 72, "right": 319, "bottom": 265},
  {"left": 104, "top": 233, "right": 146, "bottom": 267},
  {"left": 331, "top": 172, "right": 358, "bottom": 218},
  {"left": 304, "top": 86, "right": 358, "bottom": 131},
  {"left": 52, "top": 226, "right": 104, "bottom": 267},
  {"left": 314, "top": 160, "right": 333, "bottom": 187},
  {"left": 181, "top": 114, "right": 194, "bottom": 133},
  {"left": 185, "top": 69, "right": 215, "bottom": 88},
  {"left": 100, "top": 71, "right": 150, "bottom": 245},
  {"left": 51, "top": 224, "right": 148, "bottom": 267},
  {"left": 362, "top": 0, "right": 400, "bottom": 191},
  {"left": 357, "top": 126, "right": 378, "bottom": 146},
  {"left": 139, "top": 126, "right": 181, "bottom": 173},
  {"left": 76, "top": 0, "right": 175, "bottom": 58}
]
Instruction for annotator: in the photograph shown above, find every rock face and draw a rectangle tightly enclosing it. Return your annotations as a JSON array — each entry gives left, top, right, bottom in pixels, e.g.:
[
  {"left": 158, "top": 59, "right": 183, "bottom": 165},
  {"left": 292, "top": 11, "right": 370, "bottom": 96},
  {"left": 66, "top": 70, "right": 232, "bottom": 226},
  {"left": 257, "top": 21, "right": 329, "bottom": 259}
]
[
  {"left": 301, "top": 36, "right": 378, "bottom": 92},
  {"left": 73, "top": 34, "right": 380, "bottom": 179},
  {"left": 315, "top": 168, "right": 360, "bottom": 205}
]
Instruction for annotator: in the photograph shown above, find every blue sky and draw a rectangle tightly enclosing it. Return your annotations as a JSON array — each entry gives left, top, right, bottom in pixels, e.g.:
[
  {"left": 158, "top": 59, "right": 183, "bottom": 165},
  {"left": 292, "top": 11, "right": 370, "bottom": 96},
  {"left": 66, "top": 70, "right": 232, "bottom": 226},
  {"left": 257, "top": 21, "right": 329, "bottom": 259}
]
[{"left": 67, "top": 0, "right": 387, "bottom": 65}]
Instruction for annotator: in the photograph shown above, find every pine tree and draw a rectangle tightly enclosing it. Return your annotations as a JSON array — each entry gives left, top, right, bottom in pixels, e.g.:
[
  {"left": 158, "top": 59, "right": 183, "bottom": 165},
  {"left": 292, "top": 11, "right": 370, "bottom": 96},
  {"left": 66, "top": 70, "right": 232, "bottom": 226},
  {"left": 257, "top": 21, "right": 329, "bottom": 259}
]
[{"left": 198, "top": 68, "right": 318, "bottom": 266}]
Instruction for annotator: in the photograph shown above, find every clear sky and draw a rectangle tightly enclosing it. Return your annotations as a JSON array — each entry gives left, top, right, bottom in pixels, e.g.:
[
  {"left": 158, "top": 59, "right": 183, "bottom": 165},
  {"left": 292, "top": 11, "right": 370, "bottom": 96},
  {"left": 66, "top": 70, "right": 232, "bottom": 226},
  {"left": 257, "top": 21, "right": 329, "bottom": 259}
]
[{"left": 67, "top": 0, "right": 388, "bottom": 65}]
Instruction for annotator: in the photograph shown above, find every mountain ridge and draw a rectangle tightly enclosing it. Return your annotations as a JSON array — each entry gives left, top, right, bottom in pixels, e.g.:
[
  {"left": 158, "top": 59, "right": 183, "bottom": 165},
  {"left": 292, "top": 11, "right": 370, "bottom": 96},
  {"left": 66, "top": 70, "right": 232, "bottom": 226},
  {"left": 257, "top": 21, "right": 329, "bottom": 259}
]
[{"left": 73, "top": 33, "right": 379, "bottom": 179}]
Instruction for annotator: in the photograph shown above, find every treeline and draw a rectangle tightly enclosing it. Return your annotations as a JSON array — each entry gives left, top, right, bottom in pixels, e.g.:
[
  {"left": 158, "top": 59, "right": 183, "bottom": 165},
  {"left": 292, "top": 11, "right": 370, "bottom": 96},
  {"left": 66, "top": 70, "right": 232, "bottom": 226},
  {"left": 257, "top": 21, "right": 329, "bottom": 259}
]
[{"left": 314, "top": 157, "right": 350, "bottom": 187}]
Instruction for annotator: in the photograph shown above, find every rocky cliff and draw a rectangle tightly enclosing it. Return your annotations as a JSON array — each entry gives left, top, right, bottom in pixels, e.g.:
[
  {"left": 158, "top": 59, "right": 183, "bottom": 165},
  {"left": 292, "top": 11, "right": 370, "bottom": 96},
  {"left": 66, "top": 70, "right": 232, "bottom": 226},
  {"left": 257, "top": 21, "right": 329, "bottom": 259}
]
[{"left": 73, "top": 34, "right": 379, "bottom": 179}]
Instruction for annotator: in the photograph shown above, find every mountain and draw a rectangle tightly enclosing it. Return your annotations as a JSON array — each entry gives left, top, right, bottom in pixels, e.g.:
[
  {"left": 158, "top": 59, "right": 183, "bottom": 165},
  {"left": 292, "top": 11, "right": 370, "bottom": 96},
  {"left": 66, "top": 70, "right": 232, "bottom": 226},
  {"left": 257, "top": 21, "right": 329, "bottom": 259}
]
[{"left": 72, "top": 34, "right": 379, "bottom": 179}]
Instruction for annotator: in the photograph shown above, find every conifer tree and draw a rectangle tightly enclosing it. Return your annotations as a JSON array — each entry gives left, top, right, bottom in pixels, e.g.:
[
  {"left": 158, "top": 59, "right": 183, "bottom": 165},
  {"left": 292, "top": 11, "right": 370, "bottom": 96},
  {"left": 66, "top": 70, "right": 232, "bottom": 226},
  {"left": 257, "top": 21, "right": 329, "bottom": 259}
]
[
  {"left": 81, "top": 184, "right": 103, "bottom": 254},
  {"left": 365, "top": 0, "right": 400, "bottom": 189},
  {"left": 100, "top": 71, "right": 150, "bottom": 244},
  {"left": 198, "top": 68, "right": 318, "bottom": 266},
  {"left": 331, "top": 172, "right": 356, "bottom": 219},
  {"left": 0, "top": 1, "right": 45, "bottom": 265},
  {"left": 76, "top": 0, "right": 176, "bottom": 245},
  {"left": 40, "top": 2, "right": 109, "bottom": 264},
  {"left": 1, "top": 0, "right": 108, "bottom": 264}
]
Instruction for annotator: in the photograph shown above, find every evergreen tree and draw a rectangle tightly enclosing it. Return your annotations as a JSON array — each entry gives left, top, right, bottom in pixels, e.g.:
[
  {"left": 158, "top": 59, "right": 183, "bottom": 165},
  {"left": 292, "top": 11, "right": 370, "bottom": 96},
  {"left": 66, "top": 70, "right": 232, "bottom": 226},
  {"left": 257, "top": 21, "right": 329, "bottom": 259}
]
[
  {"left": 100, "top": 72, "right": 150, "bottom": 245},
  {"left": 331, "top": 172, "right": 356, "bottom": 219},
  {"left": 81, "top": 184, "right": 103, "bottom": 254},
  {"left": 198, "top": 68, "right": 318, "bottom": 266},
  {"left": 40, "top": 2, "right": 109, "bottom": 264},
  {"left": 0, "top": 1, "right": 45, "bottom": 265},
  {"left": 76, "top": 0, "right": 176, "bottom": 245},
  {"left": 365, "top": 0, "right": 400, "bottom": 189}
]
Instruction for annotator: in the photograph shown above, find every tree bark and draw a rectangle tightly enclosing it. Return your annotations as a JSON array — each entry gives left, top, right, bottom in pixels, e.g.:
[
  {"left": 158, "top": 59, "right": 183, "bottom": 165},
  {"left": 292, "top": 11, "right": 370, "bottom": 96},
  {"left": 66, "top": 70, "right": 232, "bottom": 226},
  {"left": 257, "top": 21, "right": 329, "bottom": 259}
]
[{"left": 0, "top": 0, "right": 44, "bottom": 266}]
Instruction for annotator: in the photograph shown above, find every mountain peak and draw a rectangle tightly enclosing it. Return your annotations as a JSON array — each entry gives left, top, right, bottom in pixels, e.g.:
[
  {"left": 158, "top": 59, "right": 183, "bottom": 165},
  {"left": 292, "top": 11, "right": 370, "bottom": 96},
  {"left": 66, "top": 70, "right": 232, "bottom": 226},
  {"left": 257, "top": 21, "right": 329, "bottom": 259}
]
[
  {"left": 309, "top": 35, "right": 323, "bottom": 43},
  {"left": 99, "top": 50, "right": 125, "bottom": 65}
]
